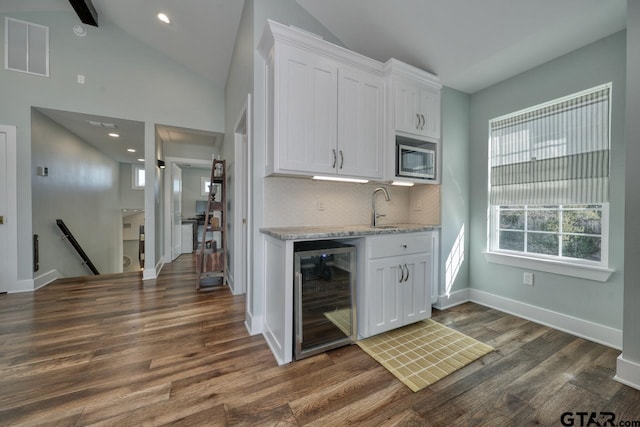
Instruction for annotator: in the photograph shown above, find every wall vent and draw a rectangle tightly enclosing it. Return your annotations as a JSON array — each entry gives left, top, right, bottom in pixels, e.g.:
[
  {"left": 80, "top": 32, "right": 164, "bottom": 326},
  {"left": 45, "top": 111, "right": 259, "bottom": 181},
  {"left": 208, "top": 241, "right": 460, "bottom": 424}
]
[{"left": 5, "top": 17, "right": 49, "bottom": 77}]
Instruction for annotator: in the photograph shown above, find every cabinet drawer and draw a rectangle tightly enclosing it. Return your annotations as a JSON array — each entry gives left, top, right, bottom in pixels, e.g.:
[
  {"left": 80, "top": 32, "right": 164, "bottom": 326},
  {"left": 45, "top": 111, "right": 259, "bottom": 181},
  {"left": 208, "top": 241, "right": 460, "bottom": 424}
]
[{"left": 368, "top": 233, "right": 431, "bottom": 259}]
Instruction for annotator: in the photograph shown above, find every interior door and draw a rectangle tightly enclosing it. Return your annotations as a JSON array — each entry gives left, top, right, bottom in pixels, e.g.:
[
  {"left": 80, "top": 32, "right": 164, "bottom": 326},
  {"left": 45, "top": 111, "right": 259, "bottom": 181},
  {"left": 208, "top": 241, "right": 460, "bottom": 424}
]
[
  {"left": 0, "top": 130, "right": 9, "bottom": 292},
  {"left": 0, "top": 126, "right": 17, "bottom": 293},
  {"left": 171, "top": 163, "right": 183, "bottom": 260}
]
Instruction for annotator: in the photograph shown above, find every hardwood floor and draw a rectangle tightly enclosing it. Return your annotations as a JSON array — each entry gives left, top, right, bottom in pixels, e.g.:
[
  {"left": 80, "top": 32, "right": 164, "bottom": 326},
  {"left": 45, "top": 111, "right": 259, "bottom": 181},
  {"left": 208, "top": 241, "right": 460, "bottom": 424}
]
[{"left": 1, "top": 254, "right": 639, "bottom": 426}]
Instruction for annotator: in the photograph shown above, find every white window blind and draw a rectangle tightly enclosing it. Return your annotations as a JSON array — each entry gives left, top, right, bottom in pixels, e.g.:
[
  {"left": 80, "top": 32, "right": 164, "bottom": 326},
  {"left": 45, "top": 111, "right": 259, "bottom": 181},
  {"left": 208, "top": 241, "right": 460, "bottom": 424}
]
[{"left": 489, "top": 84, "right": 611, "bottom": 205}]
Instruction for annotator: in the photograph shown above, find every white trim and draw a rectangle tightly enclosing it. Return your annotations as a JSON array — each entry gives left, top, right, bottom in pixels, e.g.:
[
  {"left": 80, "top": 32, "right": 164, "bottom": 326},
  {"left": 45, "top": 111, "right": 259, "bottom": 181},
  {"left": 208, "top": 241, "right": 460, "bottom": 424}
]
[
  {"left": 8, "top": 279, "right": 35, "bottom": 294},
  {"left": 469, "top": 288, "right": 622, "bottom": 349},
  {"left": 0, "top": 125, "right": 19, "bottom": 293},
  {"left": 143, "top": 267, "right": 156, "bottom": 280},
  {"left": 615, "top": 355, "right": 640, "bottom": 391},
  {"left": 483, "top": 251, "right": 614, "bottom": 282},
  {"left": 245, "top": 312, "right": 263, "bottom": 336},
  {"left": 162, "top": 156, "right": 213, "bottom": 265},
  {"left": 33, "top": 269, "right": 62, "bottom": 289},
  {"left": 433, "top": 288, "right": 470, "bottom": 310}
]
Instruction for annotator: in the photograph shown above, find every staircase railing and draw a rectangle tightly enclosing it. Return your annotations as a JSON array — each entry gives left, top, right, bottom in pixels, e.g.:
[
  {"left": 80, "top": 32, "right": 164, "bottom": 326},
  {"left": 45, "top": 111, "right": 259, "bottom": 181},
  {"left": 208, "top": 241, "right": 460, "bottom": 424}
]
[{"left": 55, "top": 219, "right": 100, "bottom": 275}]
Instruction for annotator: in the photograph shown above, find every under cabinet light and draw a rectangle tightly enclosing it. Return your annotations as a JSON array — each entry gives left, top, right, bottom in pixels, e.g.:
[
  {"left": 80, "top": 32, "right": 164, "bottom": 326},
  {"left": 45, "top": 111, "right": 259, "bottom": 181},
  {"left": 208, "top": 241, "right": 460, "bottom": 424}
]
[
  {"left": 108, "top": 133, "right": 120, "bottom": 138},
  {"left": 127, "top": 148, "right": 136, "bottom": 153},
  {"left": 313, "top": 176, "right": 369, "bottom": 184},
  {"left": 391, "top": 181, "right": 414, "bottom": 187},
  {"left": 157, "top": 13, "right": 170, "bottom": 24}
]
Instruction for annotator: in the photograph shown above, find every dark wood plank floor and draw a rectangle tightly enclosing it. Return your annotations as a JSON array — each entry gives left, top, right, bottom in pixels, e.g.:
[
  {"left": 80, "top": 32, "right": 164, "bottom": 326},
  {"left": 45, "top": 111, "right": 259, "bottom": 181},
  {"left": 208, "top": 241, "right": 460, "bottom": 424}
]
[{"left": 1, "top": 254, "right": 639, "bottom": 426}]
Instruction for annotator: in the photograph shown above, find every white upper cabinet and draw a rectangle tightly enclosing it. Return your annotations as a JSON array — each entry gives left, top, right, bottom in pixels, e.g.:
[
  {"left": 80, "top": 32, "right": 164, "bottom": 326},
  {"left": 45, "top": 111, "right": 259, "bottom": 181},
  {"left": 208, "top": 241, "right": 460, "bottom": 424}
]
[
  {"left": 275, "top": 45, "right": 338, "bottom": 175},
  {"left": 337, "top": 66, "right": 384, "bottom": 179},
  {"left": 387, "top": 59, "right": 442, "bottom": 142},
  {"left": 259, "top": 20, "right": 384, "bottom": 180}
]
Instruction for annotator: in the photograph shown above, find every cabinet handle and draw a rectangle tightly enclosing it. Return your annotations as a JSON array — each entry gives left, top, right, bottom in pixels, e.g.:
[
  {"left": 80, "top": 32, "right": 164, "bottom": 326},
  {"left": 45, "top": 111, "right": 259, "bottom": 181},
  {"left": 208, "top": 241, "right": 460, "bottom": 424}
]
[
  {"left": 420, "top": 114, "right": 426, "bottom": 130},
  {"left": 416, "top": 113, "right": 421, "bottom": 130},
  {"left": 339, "top": 150, "right": 344, "bottom": 169},
  {"left": 398, "top": 264, "right": 404, "bottom": 282},
  {"left": 332, "top": 149, "right": 337, "bottom": 168},
  {"left": 404, "top": 264, "right": 410, "bottom": 282},
  {"left": 296, "top": 272, "right": 303, "bottom": 343}
]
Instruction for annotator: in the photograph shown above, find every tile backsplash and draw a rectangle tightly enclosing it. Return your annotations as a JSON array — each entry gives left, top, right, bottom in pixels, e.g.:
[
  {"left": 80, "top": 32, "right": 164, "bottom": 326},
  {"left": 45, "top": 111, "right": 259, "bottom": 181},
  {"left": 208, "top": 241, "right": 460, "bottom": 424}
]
[{"left": 264, "top": 177, "right": 440, "bottom": 227}]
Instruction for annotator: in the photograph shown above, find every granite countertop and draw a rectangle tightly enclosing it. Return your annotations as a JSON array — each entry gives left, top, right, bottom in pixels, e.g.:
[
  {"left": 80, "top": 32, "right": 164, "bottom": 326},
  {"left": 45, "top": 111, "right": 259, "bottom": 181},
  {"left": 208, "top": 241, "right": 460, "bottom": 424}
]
[{"left": 260, "top": 223, "right": 440, "bottom": 240}]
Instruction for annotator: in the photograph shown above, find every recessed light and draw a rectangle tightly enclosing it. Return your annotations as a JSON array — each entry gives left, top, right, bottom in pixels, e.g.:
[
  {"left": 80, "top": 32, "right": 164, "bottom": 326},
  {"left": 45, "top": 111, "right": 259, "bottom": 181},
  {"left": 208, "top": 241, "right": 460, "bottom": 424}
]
[
  {"left": 127, "top": 148, "right": 136, "bottom": 153},
  {"left": 137, "top": 158, "right": 145, "bottom": 162},
  {"left": 73, "top": 24, "right": 87, "bottom": 37},
  {"left": 157, "top": 13, "right": 170, "bottom": 24},
  {"left": 108, "top": 133, "right": 120, "bottom": 138}
]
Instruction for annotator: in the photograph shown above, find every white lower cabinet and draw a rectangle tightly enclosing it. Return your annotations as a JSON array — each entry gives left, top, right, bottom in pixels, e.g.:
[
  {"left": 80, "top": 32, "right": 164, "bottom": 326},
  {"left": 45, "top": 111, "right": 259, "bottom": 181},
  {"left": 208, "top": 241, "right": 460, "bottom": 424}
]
[{"left": 360, "top": 232, "right": 434, "bottom": 338}]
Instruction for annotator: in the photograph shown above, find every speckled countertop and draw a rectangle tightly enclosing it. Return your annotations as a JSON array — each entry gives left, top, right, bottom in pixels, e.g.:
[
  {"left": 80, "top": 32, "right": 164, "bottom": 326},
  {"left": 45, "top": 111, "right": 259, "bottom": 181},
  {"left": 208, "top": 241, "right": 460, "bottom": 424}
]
[{"left": 260, "top": 223, "right": 440, "bottom": 240}]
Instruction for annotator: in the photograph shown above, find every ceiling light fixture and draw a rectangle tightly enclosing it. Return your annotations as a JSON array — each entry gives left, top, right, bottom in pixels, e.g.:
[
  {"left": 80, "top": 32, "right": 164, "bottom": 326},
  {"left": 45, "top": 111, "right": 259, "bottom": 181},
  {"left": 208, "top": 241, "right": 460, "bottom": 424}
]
[
  {"left": 312, "top": 176, "right": 369, "bottom": 184},
  {"left": 108, "top": 132, "right": 120, "bottom": 138},
  {"left": 157, "top": 13, "right": 170, "bottom": 24},
  {"left": 127, "top": 148, "right": 136, "bottom": 153}
]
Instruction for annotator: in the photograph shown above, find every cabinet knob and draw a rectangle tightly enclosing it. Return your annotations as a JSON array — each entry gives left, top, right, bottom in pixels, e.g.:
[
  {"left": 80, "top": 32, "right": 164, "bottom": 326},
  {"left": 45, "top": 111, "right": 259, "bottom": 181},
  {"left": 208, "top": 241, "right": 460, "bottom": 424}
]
[{"left": 401, "top": 244, "right": 407, "bottom": 248}]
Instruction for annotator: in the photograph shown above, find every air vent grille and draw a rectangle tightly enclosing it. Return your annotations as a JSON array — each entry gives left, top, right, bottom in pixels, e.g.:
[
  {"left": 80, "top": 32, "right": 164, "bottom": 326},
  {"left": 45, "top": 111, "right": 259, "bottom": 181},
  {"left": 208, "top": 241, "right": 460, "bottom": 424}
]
[{"left": 5, "top": 17, "right": 49, "bottom": 77}]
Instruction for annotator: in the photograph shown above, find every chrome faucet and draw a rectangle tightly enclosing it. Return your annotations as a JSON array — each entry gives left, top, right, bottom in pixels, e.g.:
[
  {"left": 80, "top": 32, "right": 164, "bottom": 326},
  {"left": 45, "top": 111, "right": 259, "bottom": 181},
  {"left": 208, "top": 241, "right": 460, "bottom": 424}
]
[{"left": 371, "top": 187, "right": 391, "bottom": 227}]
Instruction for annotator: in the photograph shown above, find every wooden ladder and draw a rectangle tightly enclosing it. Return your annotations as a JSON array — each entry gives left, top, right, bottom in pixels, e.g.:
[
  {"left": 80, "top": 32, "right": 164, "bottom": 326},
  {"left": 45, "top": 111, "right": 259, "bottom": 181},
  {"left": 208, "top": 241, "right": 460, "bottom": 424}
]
[{"left": 195, "top": 159, "right": 226, "bottom": 289}]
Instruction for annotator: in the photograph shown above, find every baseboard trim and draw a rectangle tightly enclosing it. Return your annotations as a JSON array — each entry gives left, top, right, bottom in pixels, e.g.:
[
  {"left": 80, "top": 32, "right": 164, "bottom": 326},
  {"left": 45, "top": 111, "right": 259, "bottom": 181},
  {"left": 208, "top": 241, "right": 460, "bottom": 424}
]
[
  {"left": 244, "top": 312, "right": 263, "bottom": 336},
  {"left": 433, "top": 288, "right": 471, "bottom": 310},
  {"left": 8, "top": 278, "right": 36, "bottom": 293},
  {"left": 469, "top": 289, "right": 622, "bottom": 350},
  {"left": 142, "top": 267, "right": 156, "bottom": 280},
  {"left": 34, "top": 270, "right": 62, "bottom": 290},
  {"left": 615, "top": 355, "right": 640, "bottom": 390}
]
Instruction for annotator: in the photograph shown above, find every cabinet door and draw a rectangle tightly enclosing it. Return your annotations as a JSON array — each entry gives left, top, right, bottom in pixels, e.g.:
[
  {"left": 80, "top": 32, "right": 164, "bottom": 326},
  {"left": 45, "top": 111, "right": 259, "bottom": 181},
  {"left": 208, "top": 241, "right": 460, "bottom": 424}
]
[
  {"left": 419, "top": 86, "right": 441, "bottom": 140},
  {"left": 367, "top": 257, "right": 404, "bottom": 336},
  {"left": 402, "top": 252, "right": 431, "bottom": 324},
  {"left": 394, "top": 79, "right": 421, "bottom": 135},
  {"left": 276, "top": 45, "right": 338, "bottom": 175},
  {"left": 337, "top": 66, "right": 384, "bottom": 179}
]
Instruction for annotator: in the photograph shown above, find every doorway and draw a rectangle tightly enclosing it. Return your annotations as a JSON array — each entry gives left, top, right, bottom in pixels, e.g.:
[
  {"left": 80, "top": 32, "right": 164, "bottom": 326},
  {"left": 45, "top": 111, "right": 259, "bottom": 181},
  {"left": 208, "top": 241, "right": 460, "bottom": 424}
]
[
  {"left": 0, "top": 125, "right": 17, "bottom": 293},
  {"left": 233, "top": 95, "right": 251, "bottom": 297}
]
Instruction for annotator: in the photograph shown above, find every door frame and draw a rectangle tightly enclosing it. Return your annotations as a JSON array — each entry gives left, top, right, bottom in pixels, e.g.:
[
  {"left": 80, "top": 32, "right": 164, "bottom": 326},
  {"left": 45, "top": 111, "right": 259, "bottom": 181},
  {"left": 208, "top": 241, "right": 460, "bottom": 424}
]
[
  {"left": 233, "top": 94, "right": 252, "bottom": 297},
  {"left": 163, "top": 156, "right": 213, "bottom": 264},
  {"left": 0, "top": 125, "right": 18, "bottom": 293}
]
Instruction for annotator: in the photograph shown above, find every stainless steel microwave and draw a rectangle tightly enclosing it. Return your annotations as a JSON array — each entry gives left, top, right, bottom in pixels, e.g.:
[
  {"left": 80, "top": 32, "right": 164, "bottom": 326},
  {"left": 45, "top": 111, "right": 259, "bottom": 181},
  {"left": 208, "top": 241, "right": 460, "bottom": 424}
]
[{"left": 397, "top": 143, "right": 435, "bottom": 179}]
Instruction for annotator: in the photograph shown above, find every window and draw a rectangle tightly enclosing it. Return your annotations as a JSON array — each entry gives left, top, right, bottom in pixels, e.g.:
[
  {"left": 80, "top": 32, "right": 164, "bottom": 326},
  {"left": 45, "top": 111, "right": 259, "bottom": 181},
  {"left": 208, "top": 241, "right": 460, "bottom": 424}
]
[
  {"left": 132, "top": 164, "right": 145, "bottom": 189},
  {"left": 487, "top": 84, "right": 612, "bottom": 275},
  {"left": 201, "top": 176, "right": 211, "bottom": 196}
]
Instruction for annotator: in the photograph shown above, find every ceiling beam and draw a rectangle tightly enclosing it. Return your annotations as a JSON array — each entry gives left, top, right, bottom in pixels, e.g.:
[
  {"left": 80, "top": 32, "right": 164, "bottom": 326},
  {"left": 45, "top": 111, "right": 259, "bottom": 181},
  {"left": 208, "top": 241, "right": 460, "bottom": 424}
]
[{"left": 68, "top": 0, "right": 98, "bottom": 27}]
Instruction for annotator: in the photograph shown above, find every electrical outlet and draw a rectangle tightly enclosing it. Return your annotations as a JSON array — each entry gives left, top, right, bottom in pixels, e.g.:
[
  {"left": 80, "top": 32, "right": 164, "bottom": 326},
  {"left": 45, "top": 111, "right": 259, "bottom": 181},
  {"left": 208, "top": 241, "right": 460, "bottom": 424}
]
[
  {"left": 523, "top": 272, "right": 534, "bottom": 286},
  {"left": 77, "top": 74, "right": 85, "bottom": 84},
  {"left": 317, "top": 199, "right": 325, "bottom": 211},
  {"left": 412, "top": 199, "right": 423, "bottom": 211}
]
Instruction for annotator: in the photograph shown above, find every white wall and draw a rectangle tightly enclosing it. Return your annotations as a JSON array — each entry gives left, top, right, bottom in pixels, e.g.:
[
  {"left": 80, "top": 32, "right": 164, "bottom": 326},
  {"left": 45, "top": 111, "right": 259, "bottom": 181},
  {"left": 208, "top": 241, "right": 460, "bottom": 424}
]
[
  {"left": 182, "top": 167, "right": 210, "bottom": 218},
  {"left": 31, "top": 109, "right": 120, "bottom": 278},
  {"left": 438, "top": 87, "right": 471, "bottom": 306},
  {"left": 119, "top": 163, "right": 144, "bottom": 210},
  {"left": 468, "top": 32, "right": 626, "bottom": 334},
  {"left": 618, "top": 2, "right": 640, "bottom": 388},
  {"left": 0, "top": 9, "right": 225, "bottom": 288}
]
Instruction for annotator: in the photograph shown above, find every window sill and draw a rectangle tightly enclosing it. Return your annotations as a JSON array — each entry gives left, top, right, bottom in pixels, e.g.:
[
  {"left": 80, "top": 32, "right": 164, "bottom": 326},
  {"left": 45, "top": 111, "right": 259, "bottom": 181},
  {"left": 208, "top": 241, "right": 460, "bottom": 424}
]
[{"left": 483, "top": 251, "right": 614, "bottom": 282}]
